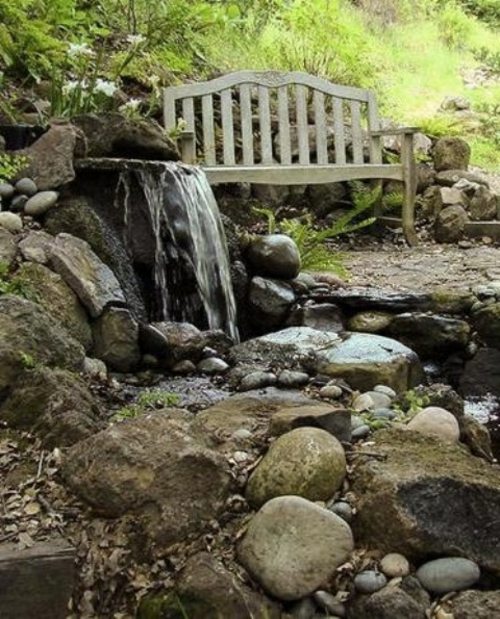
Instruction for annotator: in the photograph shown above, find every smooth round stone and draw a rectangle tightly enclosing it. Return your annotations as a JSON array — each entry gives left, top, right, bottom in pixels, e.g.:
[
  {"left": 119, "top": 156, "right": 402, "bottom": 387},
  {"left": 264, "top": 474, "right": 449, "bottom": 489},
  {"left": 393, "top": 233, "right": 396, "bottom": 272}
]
[
  {"left": 15, "top": 178, "right": 38, "bottom": 196},
  {"left": 232, "top": 428, "right": 252, "bottom": 441},
  {"left": 327, "top": 501, "right": 352, "bottom": 523},
  {"left": 197, "top": 357, "right": 229, "bottom": 374},
  {"left": 172, "top": 360, "right": 196, "bottom": 374},
  {"left": 365, "top": 391, "right": 392, "bottom": 409},
  {"left": 0, "top": 212, "right": 22, "bottom": 232},
  {"left": 10, "top": 194, "right": 29, "bottom": 211},
  {"left": 416, "top": 558, "right": 480, "bottom": 594},
  {"left": 24, "top": 190, "right": 59, "bottom": 216},
  {"left": 278, "top": 369, "right": 310, "bottom": 387},
  {"left": 0, "top": 182, "right": 14, "bottom": 199},
  {"left": 407, "top": 406, "right": 460, "bottom": 443},
  {"left": 239, "top": 371, "right": 277, "bottom": 391},
  {"left": 351, "top": 424, "right": 371, "bottom": 439},
  {"left": 373, "top": 384, "right": 397, "bottom": 399},
  {"left": 372, "top": 408, "right": 396, "bottom": 420},
  {"left": 351, "top": 415, "right": 365, "bottom": 430},
  {"left": 352, "top": 393, "right": 375, "bottom": 412},
  {"left": 354, "top": 570, "right": 388, "bottom": 593},
  {"left": 319, "top": 385, "right": 343, "bottom": 399},
  {"left": 380, "top": 553, "right": 410, "bottom": 578},
  {"left": 313, "top": 590, "right": 346, "bottom": 616}
]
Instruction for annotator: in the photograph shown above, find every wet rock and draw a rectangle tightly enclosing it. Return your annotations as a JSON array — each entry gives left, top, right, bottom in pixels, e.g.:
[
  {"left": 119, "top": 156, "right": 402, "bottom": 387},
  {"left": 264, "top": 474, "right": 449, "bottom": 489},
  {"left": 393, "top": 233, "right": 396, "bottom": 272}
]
[
  {"left": 413, "top": 383, "right": 464, "bottom": 417},
  {"left": 246, "top": 427, "right": 346, "bottom": 507},
  {"left": 24, "top": 190, "right": 58, "bottom": 216},
  {"left": 278, "top": 369, "right": 310, "bottom": 387},
  {"left": 473, "top": 302, "right": 500, "bottom": 348},
  {"left": 326, "top": 287, "right": 430, "bottom": 313},
  {"left": 140, "top": 321, "right": 206, "bottom": 363},
  {"left": 328, "top": 501, "right": 353, "bottom": 523},
  {"left": 407, "top": 406, "right": 460, "bottom": 442},
  {"left": 0, "top": 295, "right": 84, "bottom": 392},
  {"left": 469, "top": 186, "right": 497, "bottom": 221},
  {"left": 22, "top": 124, "right": 77, "bottom": 189},
  {"left": 246, "top": 234, "right": 301, "bottom": 279},
  {"left": 433, "top": 137, "right": 471, "bottom": 172},
  {"left": 347, "top": 578, "right": 430, "bottom": 619},
  {"left": 380, "top": 553, "right": 410, "bottom": 578},
  {"left": 354, "top": 571, "right": 388, "bottom": 593},
  {"left": 18, "top": 230, "right": 55, "bottom": 264},
  {"left": 0, "top": 367, "right": 100, "bottom": 447},
  {"left": 15, "top": 177, "right": 37, "bottom": 196},
  {"left": 248, "top": 276, "right": 296, "bottom": 327},
  {"left": 288, "top": 303, "right": 345, "bottom": 333},
  {"left": 416, "top": 557, "right": 480, "bottom": 594},
  {"left": 445, "top": 590, "right": 500, "bottom": 619},
  {"left": 62, "top": 413, "right": 231, "bottom": 549},
  {"left": 434, "top": 205, "right": 469, "bottom": 243},
  {"left": 238, "top": 495, "right": 354, "bottom": 600},
  {"left": 16, "top": 262, "right": 92, "bottom": 351},
  {"left": 49, "top": 233, "right": 125, "bottom": 318},
  {"left": 93, "top": 307, "right": 140, "bottom": 371},
  {"left": 0, "top": 212, "right": 22, "bottom": 233},
  {"left": 239, "top": 370, "right": 277, "bottom": 391},
  {"left": 352, "top": 428, "right": 500, "bottom": 572},
  {"left": 269, "top": 403, "right": 351, "bottom": 442},
  {"left": 197, "top": 357, "right": 229, "bottom": 374},
  {"left": 348, "top": 311, "right": 393, "bottom": 333},
  {"left": 0, "top": 228, "right": 17, "bottom": 267}
]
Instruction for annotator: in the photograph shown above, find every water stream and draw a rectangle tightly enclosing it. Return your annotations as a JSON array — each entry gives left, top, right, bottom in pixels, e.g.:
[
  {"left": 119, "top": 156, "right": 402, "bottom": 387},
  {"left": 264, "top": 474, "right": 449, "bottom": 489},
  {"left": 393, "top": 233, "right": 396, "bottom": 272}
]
[{"left": 116, "top": 161, "right": 239, "bottom": 341}]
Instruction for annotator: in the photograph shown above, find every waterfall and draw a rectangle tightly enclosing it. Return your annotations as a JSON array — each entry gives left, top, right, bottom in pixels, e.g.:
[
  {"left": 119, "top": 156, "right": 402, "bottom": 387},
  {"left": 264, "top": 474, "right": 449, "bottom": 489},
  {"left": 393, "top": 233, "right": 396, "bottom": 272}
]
[{"left": 116, "top": 161, "right": 239, "bottom": 342}]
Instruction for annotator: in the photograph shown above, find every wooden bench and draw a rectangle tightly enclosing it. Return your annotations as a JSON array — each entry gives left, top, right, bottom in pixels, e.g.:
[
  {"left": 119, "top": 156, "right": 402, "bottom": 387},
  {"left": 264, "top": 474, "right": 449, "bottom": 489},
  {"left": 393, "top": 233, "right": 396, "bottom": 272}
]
[{"left": 163, "top": 70, "right": 418, "bottom": 245}]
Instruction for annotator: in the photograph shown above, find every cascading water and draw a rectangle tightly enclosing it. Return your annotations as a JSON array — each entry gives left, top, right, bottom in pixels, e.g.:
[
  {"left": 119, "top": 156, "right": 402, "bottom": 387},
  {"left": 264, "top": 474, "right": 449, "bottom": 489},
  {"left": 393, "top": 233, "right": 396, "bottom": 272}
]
[{"left": 116, "top": 161, "right": 239, "bottom": 342}]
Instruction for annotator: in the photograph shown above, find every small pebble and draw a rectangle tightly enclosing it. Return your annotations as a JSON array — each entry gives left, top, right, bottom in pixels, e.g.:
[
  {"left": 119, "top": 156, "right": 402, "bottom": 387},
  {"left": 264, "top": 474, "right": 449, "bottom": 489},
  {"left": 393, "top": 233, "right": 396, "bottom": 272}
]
[
  {"left": 15, "top": 178, "right": 38, "bottom": 196},
  {"left": 416, "top": 557, "right": 480, "bottom": 594},
  {"left": 373, "top": 384, "right": 397, "bottom": 399},
  {"left": 10, "top": 194, "right": 29, "bottom": 211},
  {"left": 239, "top": 371, "right": 277, "bottom": 391},
  {"left": 380, "top": 553, "right": 410, "bottom": 578},
  {"left": 24, "top": 190, "right": 59, "bottom": 216},
  {"left": 351, "top": 424, "right": 371, "bottom": 439},
  {"left": 352, "top": 393, "right": 375, "bottom": 411},
  {"left": 0, "top": 211, "right": 22, "bottom": 232},
  {"left": 0, "top": 182, "right": 15, "bottom": 199},
  {"left": 327, "top": 501, "right": 352, "bottom": 523},
  {"left": 172, "top": 360, "right": 196, "bottom": 374},
  {"left": 197, "top": 357, "right": 229, "bottom": 374},
  {"left": 372, "top": 408, "right": 396, "bottom": 420},
  {"left": 351, "top": 415, "right": 365, "bottom": 430},
  {"left": 364, "top": 391, "right": 392, "bottom": 409},
  {"left": 319, "top": 385, "right": 343, "bottom": 399},
  {"left": 278, "top": 369, "right": 310, "bottom": 387},
  {"left": 354, "top": 570, "right": 388, "bottom": 593},
  {"left": 313, "top": 590, "right": 346, "bottom": 617}
]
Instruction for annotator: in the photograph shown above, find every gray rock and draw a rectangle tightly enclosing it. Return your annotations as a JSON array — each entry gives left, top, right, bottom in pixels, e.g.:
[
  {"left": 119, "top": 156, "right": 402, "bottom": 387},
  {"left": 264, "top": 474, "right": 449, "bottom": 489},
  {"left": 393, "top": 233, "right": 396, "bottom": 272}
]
[
  {"left": 0, "top": 182, "right": 15, "bottom": 199},
  {"left": 352, "top": 393, "right": 376, "bottom": 412},
  {"left": 348, "top": 311, "right": 393, "bottom": 333},
  {"left": 49, "top": 233, "right": 125, "bottom": 318},
  {"left": 288, "top": 303, "right": 345, "bottom": 333},
  {"left": 416, "top": 557, "right": 480, "bottom": 594},
  {"left": 434, "top": 205, "right": 469, "bottom": 243},
  {"left": 92, "top": 307, "right": 140, "bottom": 372},
  {"left": 380, "top": 553, "right": 410, "bottom": 578},
  {"left": 249, "top": 276, "right": 296, "bottom": 327},
  {"left": 246, "top": 234, "right": 301, "bottom": 279},
  {"left": 354, "top": 571, "right": 388, "bottom": 593},
  {"left": 0, "top": 212, "right": 22, "bottom": 233},
  {"left": 407, "top": 406, "right": 460, "bottom": 443},
  {"left": 433, "top": 137, "right": 471, "bottom": 172},
  {"left": 83, "top": 357, "right": 107, "bottom": 380},
  {"left": 140, "top": 321, "right": 206, "bottom": 363},
  {"left": 319, "top": 384, "right": 343, "bottom": 399},
  {"left": 197, "top": 357, "right": 229, "bottom": 374},
  {"left": 373, "top": 385, "right": 397, "bottom": 398},
  {"left": 246, "top": 427, "right": 346, "bottom": 507},
  {"left": 436, "top": 169, "right": 489, "bottom": 188},
  {"left": 278, "top": 369, "right": 310, "bottom": 387},
  {"left": 269, "top": 402, "right": 351, "bottom": 443},
  {"left": 328, "top": 501, "right": 353, "bottom": 523},
  {"left": 460, "top": 347, "right": 500, "bottom": 397},
  {"left": 313, "top": 591, "right": 346, "bottom": 616},
  {"left": 237, "top": 496, "right": 354, "bottom": 600},
  {"left": 239, "top": 370, "right": 277, "bottom": 391},
  {"left": 441, "top": 96, "right": 470, "bottom": 111},
  {"left": 348, "top": 578, "right": 430, "bottom": 619},
  {"left": 15, "top": 177, "right": 37, "bottom": 196},
  {"left": 10, "top": 194, "right": 28, "bottom": 211},
  {"left": 372, "top": 408, "right": 396, "bottom": 420},
  {"left": 172, "top": 360, "right": 196, "bottom": 374},
  {"left": 0, "top": 228, "right": 17, "bottom": 267},
  {"left": 352, "top": 424, "right": 371, "bottom": 439},
  {"left": 18, "top": 230, "right": 55, "bottom": 264},
  {"left": 440, "top": 186, "right": 467, "bottom": 206},
  {"left": 469, "top": 186, "right": 497, "bottom": 221},
  {"left": 447, "top": 590, "right": 500, "bottom": 619},
  {"left": 24, "top": 190, "right": 58, "bottom": 216}
]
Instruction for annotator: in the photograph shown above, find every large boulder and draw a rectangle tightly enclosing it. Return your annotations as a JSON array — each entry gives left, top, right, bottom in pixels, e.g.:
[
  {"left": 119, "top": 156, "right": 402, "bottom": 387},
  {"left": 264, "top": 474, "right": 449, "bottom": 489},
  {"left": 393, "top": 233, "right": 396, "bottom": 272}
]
[
  {"left": 0, "top": 295, "right": 85, "bottom": 393},
  {"left": 49, "top": 233, "right": 125, "bottom": 318},
  {"left": 433, "top": 137, "right": 471, "bottom": 172},
  {"left": 238, "top": 496, "right": 353, "bottom": 600},
  {"left": 92, "top": 307, "right": 140, "bottom": 371},
  {"left": 246, "top": 427, "right": 346, "bottom": 507},
  {"left": 0, "top": 367, "right": 101, "bottom": 447},
  {"left": 434, "top": 205, "right": 469, "bottom": 243},
  {"left": 139, "top": 321, "right": 206, "bottom": 363},
  {"left": 351, "top": 428, "right": 500, "bottom": 572},
  {"left": 62, "top": 413, "right": 231, "bottom": 549},
  {"left": 444, "top": 590, "right": 500, "bottom": 619},
  {"left": 246, "top": 234, "right": 301, "bottom": 279},
  {"left": 73, "top": 113, "right": 179, "bottom": 160},
  {"left": 16, "top": 262, "right": 92, "bottom": 351}
]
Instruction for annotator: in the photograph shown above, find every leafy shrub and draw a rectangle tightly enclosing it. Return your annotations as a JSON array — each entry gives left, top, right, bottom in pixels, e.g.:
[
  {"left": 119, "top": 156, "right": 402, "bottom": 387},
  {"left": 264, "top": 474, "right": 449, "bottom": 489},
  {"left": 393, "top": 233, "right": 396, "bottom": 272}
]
[
  {"left": 437, "top": 2, "right": 474, "bottom": 48},
  {"left": 416, "top": 114, "right": 465, "bottom": 138},
  {"left": 473, "top": 46, "right": 500, "bottom": 75},
  {"left": 112, "top": 388, "right": 180, "bottom": 422},
  {"left": 0, "top": 262, "right": 37, "bottom": 300},
  {"left": 0, "top": 153, "right": 28, "bottom": 182}
]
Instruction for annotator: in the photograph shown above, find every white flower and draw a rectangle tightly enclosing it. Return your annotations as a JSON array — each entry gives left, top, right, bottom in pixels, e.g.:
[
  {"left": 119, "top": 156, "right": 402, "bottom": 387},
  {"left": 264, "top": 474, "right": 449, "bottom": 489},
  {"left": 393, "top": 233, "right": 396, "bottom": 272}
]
[
  {"left": 93, "top": 78, "right": 118, "bottom": 97},
  {"left": 126, "top": 34, "right": 146, "bottom": 46},
  {"left": 123, "top": 98, "right": 141, "bottom": 110},
  {"left": 68, "top": 42, "right": 94, "bottom": 57}
]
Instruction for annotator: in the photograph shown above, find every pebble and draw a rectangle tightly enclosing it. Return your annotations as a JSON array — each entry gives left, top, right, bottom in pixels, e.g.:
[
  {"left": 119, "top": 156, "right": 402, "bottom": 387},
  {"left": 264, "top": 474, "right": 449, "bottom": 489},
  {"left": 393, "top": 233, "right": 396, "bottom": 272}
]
[
  {"left": 373, "top": 384, "right": 397, "bottom": 399},
  {"left": 24, "top": 190, "right": 59, "bottom": 216},
  {"left": 313, "top": 590, "right": 346, "bottom": 617},
  {"left": 372, "top": 408, "right": 396, "bottom": 420},
  {"left": 172, "top": 360, "right": 196, "bottom": 374},
  {"left": 380, "top": 553, "right": 410, "bottom": 578},
  {"left": 352, "top": 393, "right": 375, "bottom": 411},
  {"left": 319, "top": 385, "right": 343, "bottom": 399},
  {"left": 0, "top": 182, "right": 14, "bottom": 199},
  {"left": 365, "top": 391, "right": 392, "bottom": 409},
  {"left": 416, "top": 557, "right": 480, "bottom": 594},
  {"left": 239, "top": 371, "right": 277, "bottom": 391},
  {"left": 197, "top": 357, "right": 229, "bottom": 374},
  {"left": 351, "top": 424, "right": 371, "bottom": 439},
  {"left": 351, "top": 415, "right": 365, "bottom": 430},
  {"left": 10, "top": 194, "right": 29, "bottom": 211},
  {"left": 278, "top": 369, "right": 310, "bottom": 387},
  {"left": 0, "top": 211, "right": 22, "bottom": 232},
  {"left": 15, "top": 177, "right": 38, "bottom": 196},
  {"left": 354, "top": 570, "right": 388, "bottom": 593},
  {"left": 232, "top": 428, "right": 252, "bottom": 441},
  {"left": 327, "top": 501, "right": 353, "bottom": 523}
]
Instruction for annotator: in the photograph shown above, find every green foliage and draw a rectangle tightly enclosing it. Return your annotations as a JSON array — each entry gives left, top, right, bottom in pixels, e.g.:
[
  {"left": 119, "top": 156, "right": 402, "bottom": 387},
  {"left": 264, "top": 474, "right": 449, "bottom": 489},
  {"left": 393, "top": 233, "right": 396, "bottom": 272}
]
[
  {"left": 0, "top": 153, "right": 28, "bottom": 182},
  {"left": 112, "top": 388, "right": 180, "bottom": 422},
  {"left": 437, "top": 2, "right": 474, "bottom": 49},
  {"left": 473, "top": 46, "right": 500, "bottom": 74},
  {"left": 457, "top": 0, "right": 500, "bottom": 27},
  {"left": 382, "top": 191, "right": 404, "bottom": 212},
  {"left": 0, "top": 262, "right": 37, "bottom": 300},
  {"left": 19, "top": 351, "right": 37, "bottom": 369},
  {"left": 393, "top": 389, "right": 430, "bottom": 416},
  {"left": 415, "top": 114, "right": 465, "bottom": 138}
]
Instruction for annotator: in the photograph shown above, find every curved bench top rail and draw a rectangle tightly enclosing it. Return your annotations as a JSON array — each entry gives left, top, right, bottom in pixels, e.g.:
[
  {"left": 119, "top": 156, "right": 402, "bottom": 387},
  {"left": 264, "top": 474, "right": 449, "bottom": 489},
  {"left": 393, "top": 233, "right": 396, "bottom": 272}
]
[{"left": 163, "top": 70, "right": 371, "bottom": 103}]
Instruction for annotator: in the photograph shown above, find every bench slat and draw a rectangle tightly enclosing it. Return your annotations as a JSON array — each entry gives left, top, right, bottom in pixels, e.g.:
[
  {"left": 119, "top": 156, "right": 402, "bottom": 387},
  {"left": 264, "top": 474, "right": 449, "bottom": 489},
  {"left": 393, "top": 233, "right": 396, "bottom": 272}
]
[
  {"left": 350, "top": 100, "right": 363, "bottom": 164},
  {"left": 333, "top": 98, "right": 346, "bottom": 165},
  {"left": 314, "top": 91, "right": 328, "bottom": 164},
  {"left": 221, "top": 89, "right": 236, "bottom": 165},
  {"left": 296, "top": 84, "right": 309, "bottom": 165},
  {"left": 181, "top": 97, "right": 196, "bottom": 163},
  {"left": 240, "top": 84, "right": 254, "bottom": 165},
  {"left": 367, "top": 92, "right": 382, "bottom": 164},
  {"left": 278, "top": 85, "right": 292, "bottom": 165},
  {"left": 202, "top": 94, "right": 216, "bottom": 165},
  {"left": 259, "top": 86, "right": 273, "bottom": 164}
]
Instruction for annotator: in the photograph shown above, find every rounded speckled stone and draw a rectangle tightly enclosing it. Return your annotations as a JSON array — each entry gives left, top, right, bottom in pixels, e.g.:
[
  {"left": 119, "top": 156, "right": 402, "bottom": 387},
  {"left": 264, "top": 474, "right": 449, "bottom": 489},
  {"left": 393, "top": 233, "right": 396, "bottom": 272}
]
[{"left": 246, "top": 427, "right": 346, "bottom": 507}]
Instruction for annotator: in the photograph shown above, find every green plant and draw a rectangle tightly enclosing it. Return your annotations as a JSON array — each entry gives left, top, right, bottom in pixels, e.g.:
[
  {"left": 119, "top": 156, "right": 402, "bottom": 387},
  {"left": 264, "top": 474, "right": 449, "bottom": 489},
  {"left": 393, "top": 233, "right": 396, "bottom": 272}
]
[
  {"left": 19, "top": 351, "right": 37, "bottom": 369},
  {"left": 0, "top": 153, "right": 28, "bottom": 182},
  {"left": 415, "top": 114, "right": 465, "bottom": 138},
  {"left": 437, "top": 1, "right": 474, "bottom": 48},
  {"left": 112, "top": 388, "right": 180, "bottom": 422},
  {"left": 393, "top": 389, "right": 430, "bottom": 416},
  {"left": 382, "top": 191, "right": 404, "bottom": 212},
  {"left": 0, "top": 262, "right": 37, "bottom": 300}
]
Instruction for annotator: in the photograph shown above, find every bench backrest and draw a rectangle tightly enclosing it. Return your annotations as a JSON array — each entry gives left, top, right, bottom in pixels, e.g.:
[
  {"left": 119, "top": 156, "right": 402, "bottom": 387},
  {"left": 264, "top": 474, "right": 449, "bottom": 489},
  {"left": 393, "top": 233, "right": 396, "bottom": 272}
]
[{"left": 163, "top": 70, "right": 382, "bottom": 167}]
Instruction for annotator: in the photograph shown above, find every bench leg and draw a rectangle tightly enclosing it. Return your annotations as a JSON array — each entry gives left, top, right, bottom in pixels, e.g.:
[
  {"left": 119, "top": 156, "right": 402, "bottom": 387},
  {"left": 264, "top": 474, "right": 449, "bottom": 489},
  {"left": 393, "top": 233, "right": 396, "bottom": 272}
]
[{"left": 401, "top": 133, "right": 418, "bottom": 247}]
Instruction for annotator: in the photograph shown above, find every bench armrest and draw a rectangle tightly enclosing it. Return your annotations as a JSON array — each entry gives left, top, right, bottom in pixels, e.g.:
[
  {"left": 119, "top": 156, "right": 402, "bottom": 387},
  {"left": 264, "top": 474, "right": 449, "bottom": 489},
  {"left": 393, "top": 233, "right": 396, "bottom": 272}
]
[{"left": 370, "top": 127, "right": 420, "bottom": 137}]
